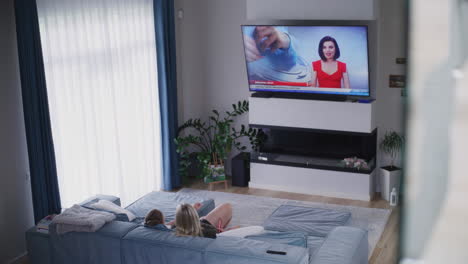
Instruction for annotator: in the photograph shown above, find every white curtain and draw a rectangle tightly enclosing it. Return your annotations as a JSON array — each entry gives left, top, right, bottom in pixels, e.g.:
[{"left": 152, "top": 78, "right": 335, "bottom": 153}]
[{"left": 37, "top": 0, "right": 162, "bottom": 208}]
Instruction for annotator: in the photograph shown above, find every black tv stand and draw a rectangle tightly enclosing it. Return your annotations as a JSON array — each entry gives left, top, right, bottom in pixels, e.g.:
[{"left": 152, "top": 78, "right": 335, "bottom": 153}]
[
  {"left": 251, "top": 91, "right": 274, "bottom": 98},
  {"left": 251, "top": 92, "right": 347, "bottom": 102}
]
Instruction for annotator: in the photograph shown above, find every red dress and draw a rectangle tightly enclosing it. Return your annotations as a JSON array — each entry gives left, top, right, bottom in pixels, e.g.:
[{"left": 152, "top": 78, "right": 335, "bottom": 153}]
[{"left": 312, "top": 60, "right": 347, "bottom": 88}]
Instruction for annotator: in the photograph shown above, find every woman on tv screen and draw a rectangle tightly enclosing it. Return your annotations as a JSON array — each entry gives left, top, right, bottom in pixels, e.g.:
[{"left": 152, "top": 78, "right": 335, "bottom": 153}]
[{"left": 310, "top": 36, "right": 351, "bottom": 89}]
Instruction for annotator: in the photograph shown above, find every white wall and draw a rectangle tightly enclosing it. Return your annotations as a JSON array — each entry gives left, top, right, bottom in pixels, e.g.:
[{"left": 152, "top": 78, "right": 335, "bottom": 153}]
[
  {"left": 375, "top": 0, "right": 407, "bottom": 167},
  {"left": 175, "top": 0, "right": 249, "bottom": 123},
  {"left": 175, "top": 0, "right": 406, "bottom": 180},
  {"left": 175, "top": 0, "right": 210, "bottom": 124},
  {"left": 0, "top": 0, "right": 35, "bottom": 262},
  {"left": 246, "top": 0, "right": 376, "bottom": 20},
  {"left": 175, "top": 0, "right": 249, "bottom": 173}
]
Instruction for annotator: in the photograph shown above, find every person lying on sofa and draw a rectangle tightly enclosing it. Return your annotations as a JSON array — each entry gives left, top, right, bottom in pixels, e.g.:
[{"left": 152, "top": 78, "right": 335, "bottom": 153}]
[
  {"left": 146, "top": 203, "right": 263, "bottom": 239},
  {"left": 143, "top": 202, "right": 203, "bottom": 230},
  {"left": 176, "top": 203, "right": 242, "bottom": 238},
  {"left": 144, "top": 208, "right": 173, "bottom": 231},
  {"left": 144, "top": 203, "right": 220, "bottom": 238}
]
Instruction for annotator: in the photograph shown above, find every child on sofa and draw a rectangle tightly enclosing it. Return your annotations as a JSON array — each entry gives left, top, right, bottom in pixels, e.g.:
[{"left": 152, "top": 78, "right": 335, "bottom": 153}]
[{"left": 144, "top": 208, "right": 172, "bottom": 231}]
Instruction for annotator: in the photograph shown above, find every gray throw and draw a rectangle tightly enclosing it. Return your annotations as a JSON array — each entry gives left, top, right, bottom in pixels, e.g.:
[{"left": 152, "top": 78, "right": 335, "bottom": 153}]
[{"left": 52, "top": 204, "right": 115, "bottom": 234}]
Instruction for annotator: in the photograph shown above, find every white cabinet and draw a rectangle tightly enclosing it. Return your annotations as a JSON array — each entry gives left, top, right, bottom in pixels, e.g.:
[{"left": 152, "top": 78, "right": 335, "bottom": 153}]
[
  {"left": 250, "top": 163, "right": 375, "bottom": 201},
  {"left": 249, "top": 97, "right": 376, "bottom": 133},
  {"left": 248, "top": 97, "right": 376, "bottom": 201}
]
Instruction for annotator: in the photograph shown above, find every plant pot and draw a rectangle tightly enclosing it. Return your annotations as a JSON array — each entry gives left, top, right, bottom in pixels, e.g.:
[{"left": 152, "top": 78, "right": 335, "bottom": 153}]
[
  {"left": 204, "top": 164, "right": 226, "bottom": 183},
  {"left": 381, "top": 166, "right": 401, "bottom": 201}
]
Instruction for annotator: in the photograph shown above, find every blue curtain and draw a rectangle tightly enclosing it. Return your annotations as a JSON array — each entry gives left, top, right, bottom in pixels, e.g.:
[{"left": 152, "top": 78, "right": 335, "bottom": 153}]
[
  {"left": 154, "top": 0, "right": 180, "bottom": 190},
  {"left": 14, "top": 0, "right": 62, "bottom": 223}
]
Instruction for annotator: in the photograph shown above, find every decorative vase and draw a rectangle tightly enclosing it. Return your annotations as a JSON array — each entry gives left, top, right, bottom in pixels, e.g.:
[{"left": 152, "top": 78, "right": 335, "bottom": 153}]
[
  {"left": 381, "top": 166, "right": 401, "bottom": 201},
  {"left": 204, "top": 164, "right": 226, "bottom": 183}
]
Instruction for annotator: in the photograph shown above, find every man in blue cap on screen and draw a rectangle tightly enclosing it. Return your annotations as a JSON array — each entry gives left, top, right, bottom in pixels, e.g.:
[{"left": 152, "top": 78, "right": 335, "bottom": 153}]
[{"left": 242, "top": 26, "right": 310, "bottom": 84}]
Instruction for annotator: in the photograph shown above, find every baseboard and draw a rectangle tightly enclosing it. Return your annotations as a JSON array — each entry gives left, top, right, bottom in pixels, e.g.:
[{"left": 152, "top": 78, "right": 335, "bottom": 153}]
[{"left": 7, "top": 252, "right": 28, "bottom": 264}]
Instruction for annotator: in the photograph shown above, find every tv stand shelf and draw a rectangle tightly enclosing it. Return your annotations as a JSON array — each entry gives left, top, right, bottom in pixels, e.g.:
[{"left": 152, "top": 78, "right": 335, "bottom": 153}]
[
  {"left": 251, "top": 91, "right": 347, "bottom": 101},
  {"left": 251, "top": 152, "right": 375, "bottom": 174}
]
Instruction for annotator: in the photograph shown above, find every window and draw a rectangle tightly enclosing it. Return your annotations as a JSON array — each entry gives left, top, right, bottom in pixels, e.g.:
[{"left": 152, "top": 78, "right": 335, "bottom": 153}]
[{"left": 37, "top": 0, "right": 161, "bottom": 207}]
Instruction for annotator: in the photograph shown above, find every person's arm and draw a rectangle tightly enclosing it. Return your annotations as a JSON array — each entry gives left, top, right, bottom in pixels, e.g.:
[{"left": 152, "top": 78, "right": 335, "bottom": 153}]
[
  {"left": 254, "top": 26, "right": 291, "bottom": 52},
  {"left": 343, "top": 72, "right": 350, "bottom": 89},
  {"left": 243, "top": 35, "right": 262, "bottom": 62},
  {"left": 254, "top": 26, "right": 297, "bottom": 70},
  {"left": 193, "top": 202, "right": 202, "bottom": 210}
]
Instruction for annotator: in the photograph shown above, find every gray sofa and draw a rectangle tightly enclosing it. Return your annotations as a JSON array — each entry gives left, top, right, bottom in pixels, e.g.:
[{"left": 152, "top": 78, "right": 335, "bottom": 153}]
[{"left": 26, "top": 192, "right": 368, "bottom": 264}]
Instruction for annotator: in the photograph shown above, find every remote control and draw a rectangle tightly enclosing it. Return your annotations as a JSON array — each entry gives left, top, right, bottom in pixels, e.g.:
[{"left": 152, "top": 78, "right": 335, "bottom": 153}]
[{"left": 266, "top": 250, "right": 287, "bottom": 255}]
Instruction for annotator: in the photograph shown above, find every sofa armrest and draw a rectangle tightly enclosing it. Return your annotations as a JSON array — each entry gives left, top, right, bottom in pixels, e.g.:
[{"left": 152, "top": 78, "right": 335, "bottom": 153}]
[
  {"left": 49, "top": 221, "right": 138, "bottom": 264},
  {"left": 310, "top": 226, "right": 368, "bottom": 264},
  {"left": 26, "top": 227, "right": 51, "bottom": 264}
]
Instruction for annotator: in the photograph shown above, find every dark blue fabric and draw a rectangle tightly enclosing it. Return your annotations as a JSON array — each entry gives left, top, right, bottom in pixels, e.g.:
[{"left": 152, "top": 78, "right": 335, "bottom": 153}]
[
  {"left": 154, "top": 0, "right": 180, "bottom": 191},
  {"left": 14, "top": 0, "right": 62, "bottom": 223}
]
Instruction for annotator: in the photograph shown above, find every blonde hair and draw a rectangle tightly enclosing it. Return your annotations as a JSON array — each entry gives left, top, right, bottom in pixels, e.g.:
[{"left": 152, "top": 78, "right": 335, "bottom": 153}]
[{"left": 175, "top": 203, "right": 202, "bottom": 237}]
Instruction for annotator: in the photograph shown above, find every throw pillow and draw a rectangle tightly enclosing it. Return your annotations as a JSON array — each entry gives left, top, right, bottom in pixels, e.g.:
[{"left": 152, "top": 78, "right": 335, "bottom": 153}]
[
  {"left": 218, "top": 226, "right": 265, "bottom": 238},
  {"left": 90, "top": 200, "right": 136, "bottom": 222}
]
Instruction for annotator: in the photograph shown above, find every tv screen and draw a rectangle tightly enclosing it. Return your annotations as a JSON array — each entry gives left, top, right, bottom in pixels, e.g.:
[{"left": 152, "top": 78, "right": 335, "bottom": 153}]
[{"left": 241, "top": 24, "right": 370, "bottom": 96}]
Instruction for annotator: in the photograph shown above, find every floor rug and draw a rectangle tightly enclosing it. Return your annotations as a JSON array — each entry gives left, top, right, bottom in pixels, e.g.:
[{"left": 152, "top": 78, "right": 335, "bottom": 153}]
[{"left": 178, "top": 188, "right": 391, "bottom": 259}]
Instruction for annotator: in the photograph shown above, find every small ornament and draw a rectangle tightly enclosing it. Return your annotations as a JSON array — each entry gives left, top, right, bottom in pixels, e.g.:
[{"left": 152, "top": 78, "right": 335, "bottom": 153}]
[{"left": 390, "top": 188, "right": 398, "bottom": 206}]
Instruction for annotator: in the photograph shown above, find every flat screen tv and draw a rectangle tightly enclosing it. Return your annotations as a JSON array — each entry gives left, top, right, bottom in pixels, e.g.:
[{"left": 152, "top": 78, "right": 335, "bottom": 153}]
[{"left": 241, "top": 22, "right": 370, "bottom": 97}]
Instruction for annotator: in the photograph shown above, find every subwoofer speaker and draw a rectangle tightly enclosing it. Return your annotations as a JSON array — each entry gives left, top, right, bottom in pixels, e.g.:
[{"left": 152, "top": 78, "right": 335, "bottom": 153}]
[{"left": 231, "top": 152, "right": 250, "bottom": 187}]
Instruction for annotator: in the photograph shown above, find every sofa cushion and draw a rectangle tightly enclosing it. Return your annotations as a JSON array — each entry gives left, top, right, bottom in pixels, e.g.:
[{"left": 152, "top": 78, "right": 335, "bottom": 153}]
[
  {"left": 263, "top": 205, "right": 351, "bottom": 237},
  {"left": 217, "top": 226, "right": 264, "bottom": 238},
  {"left": 125, "top": 191, "right": 215, "bottom": 223},
  {"left": 204, "top": 236, "right": 309, "bottom": 264},
  {"left": 122, "top": 226, "right": 309, "bottom": 264},
  {"left": 122, "top": 226, "right": 213, "bottom": 263},
  {"left": 49, "top": 221, "right": 138, "bottom": 264}
]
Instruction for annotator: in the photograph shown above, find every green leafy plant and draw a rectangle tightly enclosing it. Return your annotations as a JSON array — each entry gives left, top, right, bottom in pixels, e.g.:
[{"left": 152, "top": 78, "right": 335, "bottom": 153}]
[
  {"left": 175, "top": 100, "right": 265, "bottom": 180},
  {"left": 379, "top": 131, "right": 404, "bottom": 169}
]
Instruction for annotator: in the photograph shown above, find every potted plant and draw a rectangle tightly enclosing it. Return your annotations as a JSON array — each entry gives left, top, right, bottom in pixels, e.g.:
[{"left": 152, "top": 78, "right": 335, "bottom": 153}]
[
  {"left": 379, "top": 131, "right": 404, "bottom": 201},
  {"left": 175, "top": 100, "right": 265, "bottom": 184}
]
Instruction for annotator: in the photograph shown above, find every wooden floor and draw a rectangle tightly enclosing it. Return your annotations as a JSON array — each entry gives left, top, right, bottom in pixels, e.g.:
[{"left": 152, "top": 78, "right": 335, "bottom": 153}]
[{"left": 181, "top": 177, "right": 400, "bottom": 264}]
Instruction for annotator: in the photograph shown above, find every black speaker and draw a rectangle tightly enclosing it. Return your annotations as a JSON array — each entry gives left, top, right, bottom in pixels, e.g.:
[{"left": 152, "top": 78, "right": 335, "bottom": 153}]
[{"left": 231, "top": 152, "right": 250, "bottom": 187}]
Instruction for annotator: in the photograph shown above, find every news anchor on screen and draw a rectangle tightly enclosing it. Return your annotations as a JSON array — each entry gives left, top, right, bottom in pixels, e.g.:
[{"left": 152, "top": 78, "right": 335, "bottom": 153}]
[{"left": 310, "top": 36, "right": 351, "bottom": 89}]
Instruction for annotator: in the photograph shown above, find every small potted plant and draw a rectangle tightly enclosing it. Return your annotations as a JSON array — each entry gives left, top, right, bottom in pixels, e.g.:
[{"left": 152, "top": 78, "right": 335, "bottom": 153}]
[
  {"left": 379, "top": 131, "right": 404, "bottom": 201},
  {"left": 175, "top": 100, "right": 265, "bottom": 184}
]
